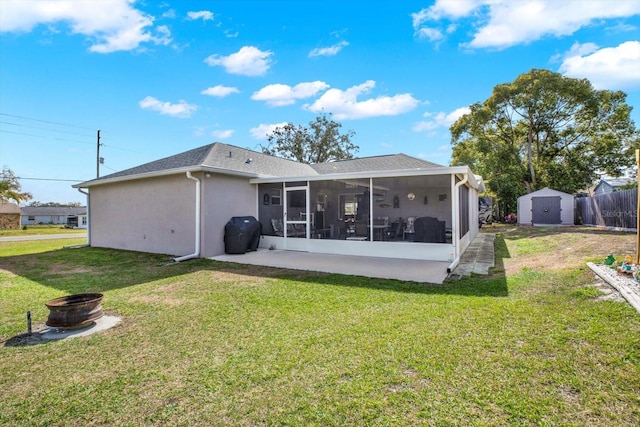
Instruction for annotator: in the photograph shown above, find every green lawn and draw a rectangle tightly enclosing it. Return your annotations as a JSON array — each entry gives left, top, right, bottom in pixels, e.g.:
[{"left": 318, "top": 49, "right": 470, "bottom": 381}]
[
  {"left": 0, "top": 225, "right": 87, "bottom": 237},
  {"left": 1, "top": 229, "right": 639, "bottom": 426}
]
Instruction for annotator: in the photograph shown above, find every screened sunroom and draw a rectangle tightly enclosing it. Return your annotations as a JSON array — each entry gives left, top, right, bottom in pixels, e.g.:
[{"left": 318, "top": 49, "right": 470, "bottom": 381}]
[{"left": 253, "top": 167, "right": 483, "bottom": 266}]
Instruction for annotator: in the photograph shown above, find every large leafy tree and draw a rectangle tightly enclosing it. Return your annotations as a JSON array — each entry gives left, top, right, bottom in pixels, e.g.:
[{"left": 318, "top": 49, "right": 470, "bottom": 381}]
[
  {"left": 0, "top": 167, "right": 32, "bottom": 204},
  {"left": 262, "top": 113, "right": 358, "bottom": 164},
  {"left": 451, "top": 69, "right": 639, "bottom": 215}
]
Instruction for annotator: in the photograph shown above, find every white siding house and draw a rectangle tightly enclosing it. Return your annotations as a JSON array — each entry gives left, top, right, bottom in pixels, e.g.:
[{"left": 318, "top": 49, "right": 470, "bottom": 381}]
[{"left": 21, "top": 207, "right": 88, "bottom": 228}]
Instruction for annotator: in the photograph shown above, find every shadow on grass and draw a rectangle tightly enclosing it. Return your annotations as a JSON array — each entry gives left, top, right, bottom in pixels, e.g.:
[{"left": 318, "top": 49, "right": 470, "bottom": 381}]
[{"left": 0, "top": 243, "right": 508, "bottom": 298}]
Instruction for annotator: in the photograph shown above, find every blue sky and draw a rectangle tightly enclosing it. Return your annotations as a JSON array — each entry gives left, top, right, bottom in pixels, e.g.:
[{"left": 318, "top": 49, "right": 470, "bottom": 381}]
[{"left": 1, "top": 0, "right": 639, "bottom": 205}]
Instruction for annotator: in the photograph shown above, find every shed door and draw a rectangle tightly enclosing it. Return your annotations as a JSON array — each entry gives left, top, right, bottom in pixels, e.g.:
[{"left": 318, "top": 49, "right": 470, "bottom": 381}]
[{"left": 531, "top": 196, "right": 561, "bottom": 224}]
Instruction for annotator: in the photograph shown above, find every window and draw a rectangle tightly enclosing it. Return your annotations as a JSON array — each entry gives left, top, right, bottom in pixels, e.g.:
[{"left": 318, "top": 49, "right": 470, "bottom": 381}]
[{"left": 270, "top": 189, "right": 281, "bottom": 206}]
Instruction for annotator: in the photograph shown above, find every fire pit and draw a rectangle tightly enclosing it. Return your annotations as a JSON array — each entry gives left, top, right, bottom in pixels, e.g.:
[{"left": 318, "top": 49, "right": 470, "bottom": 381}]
[{"left": 45, "top": 293, "right": 104, "bottom": 329}]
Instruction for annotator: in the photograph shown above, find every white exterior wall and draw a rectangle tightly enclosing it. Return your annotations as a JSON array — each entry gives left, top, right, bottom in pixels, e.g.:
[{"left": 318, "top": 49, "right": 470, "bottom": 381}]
[
  {"left": 201, "top": 172, "right": 258, "bottom": 257},
  {"left": 89, "top": 174, "right": 197, "bottom": 256},
  {"left": 517, "top": 188, "right": 574, "bottom": 225}
]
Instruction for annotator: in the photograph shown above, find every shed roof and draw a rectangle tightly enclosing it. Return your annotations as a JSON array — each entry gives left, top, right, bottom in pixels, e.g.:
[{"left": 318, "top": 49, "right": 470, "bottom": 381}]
[{"left": 519, "top": 187, "right": 574, "bottom": 199}]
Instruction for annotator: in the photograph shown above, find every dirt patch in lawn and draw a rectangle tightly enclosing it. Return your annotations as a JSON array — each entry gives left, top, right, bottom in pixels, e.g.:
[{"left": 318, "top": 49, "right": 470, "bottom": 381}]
[
  {"left": 493, "top": 225, "right": 636, "bottom": 275},
  {"left": 46, "top": 262, "right": 100, "bottom": 276}
]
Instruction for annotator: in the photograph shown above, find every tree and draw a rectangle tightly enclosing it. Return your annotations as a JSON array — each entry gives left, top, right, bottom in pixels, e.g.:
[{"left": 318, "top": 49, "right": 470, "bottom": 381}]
[
  {"left": 262, "top": 113, "right": 358, "bottom": 164},
  {"left": 0, "top": 167, "right": 32, "bottom": 204},
  {"left": 28, "top": 201, "right": 83, "bottom": 207},
  {"left": 451, "top": 69, "right": 639, "bottom": 215}
]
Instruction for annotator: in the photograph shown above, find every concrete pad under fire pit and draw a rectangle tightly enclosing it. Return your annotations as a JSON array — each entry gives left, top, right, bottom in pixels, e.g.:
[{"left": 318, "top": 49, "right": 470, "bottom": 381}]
[{"left": 40, "top": 315, "right": 122, "bottom": 341}]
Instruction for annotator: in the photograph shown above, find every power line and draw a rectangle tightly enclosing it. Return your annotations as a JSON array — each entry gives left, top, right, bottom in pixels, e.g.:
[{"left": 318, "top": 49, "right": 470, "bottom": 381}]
[
  {"left": 17, "top": 177, "right": 85, "bottom": 182},
  {"left": 0, "top": 120, "right": 95, "bottom": 138},
  {"left": 0, "top": 112, "right": 95, "bottom": 131},
  {"left": 0, "top": 129, "right": 96, "bottom": 145}
]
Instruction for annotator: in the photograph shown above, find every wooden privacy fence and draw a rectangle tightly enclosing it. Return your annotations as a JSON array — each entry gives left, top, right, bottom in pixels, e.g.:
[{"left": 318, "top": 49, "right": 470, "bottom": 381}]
[{"left": 575, "top": 188, "right": 637, "bottom": 230}]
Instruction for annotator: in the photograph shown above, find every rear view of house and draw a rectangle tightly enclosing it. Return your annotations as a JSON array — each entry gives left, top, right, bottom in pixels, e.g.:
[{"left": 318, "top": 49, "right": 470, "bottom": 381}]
[{"left": 74, "top": 143, "right": 484, "bottom": 268}]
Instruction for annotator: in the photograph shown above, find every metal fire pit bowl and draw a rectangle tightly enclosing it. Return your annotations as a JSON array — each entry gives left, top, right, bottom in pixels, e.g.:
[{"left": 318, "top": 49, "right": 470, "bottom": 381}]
[{"left": 45, "top": 293, "right": 104, "bottom": 329}]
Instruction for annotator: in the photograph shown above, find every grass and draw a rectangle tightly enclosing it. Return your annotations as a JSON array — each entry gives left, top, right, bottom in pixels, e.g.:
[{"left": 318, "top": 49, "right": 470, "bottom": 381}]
[
  {"left": 0, "top": 225, "right": 87, "bottom": 237},
  {"left": 1, "top": 228, "right": 640, "bottom": 426}
]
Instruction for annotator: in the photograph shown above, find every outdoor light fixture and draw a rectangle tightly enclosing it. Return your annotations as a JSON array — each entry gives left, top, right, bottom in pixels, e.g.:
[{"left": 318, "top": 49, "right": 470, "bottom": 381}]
[
  {"left": 407, "top": 192, "right": 415, "bottom": 200},
  {"left": 245, "top": 158, "right": 253, "bottom": 164}
]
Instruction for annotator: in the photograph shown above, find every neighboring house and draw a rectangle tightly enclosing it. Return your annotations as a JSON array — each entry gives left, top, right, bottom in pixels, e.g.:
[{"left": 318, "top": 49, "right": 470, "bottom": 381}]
[
  {"left": 0, "top": 202, "right": 21, "bottom": 230},
  {"left": 592, "top": 176, "right": 635, "bottom": 195},
  {"left": 517, "top": 188, "right": 575, "bottom": 226},
  {"left": 20, "top": 206, "right": 88, "bottom": 228},
  {"left": 73, "top": 143, "right": 485, "bottom": 268}
]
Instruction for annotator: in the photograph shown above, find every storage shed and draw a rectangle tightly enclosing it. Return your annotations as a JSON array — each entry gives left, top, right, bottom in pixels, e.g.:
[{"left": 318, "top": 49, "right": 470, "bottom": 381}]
[{"left": 517, "top": 188, "right": 574, "bottom": 226}]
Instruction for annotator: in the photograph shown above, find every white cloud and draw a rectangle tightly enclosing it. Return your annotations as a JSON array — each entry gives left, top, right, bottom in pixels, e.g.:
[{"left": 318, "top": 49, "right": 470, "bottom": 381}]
[
  {"left": 416, "top": 27, "right": 444, "bottom": 43},
  {"left": 250, "top": 122, "right": 288, "bottom": 140},
  {"left": 162, "top": 9, "right": 176, "bottom": 19},
  {"left": 204, "top": 46, "right": 273, "bottom": 76},
  {"left": 139, "top": 96, "right": 197, "bottom": 118},
  {"left": 211, "top": 129, "right": 234, "bottom": 139},
  {"left": 193, "top": 126, "right": 207, "bottom": 137},
  {"left": 309, "top": 41, "right": 349, "bottom": 57},
  {"left": 413, "top": 0, "right": 640, "bottom": 50},
  {"left": 413, "top": 106, "right": 470, "bottom": 132},
  {"left": 0, "top": 0, "right": 172, "bottom": 53},
  {"left": 559, "top": 41, "right": 640, "bottom": 90},
  {"left": 201, "top": 85, "right": 240, "bottom": 97},
  {"left": 252, "top": 81, "right": 330, "bottom": 107},
  {"left": 303, "top": 80, "right": 419, "bottom": 120},
  {"left": 187, "top": 11, "right": 214, "bottom": 21}
]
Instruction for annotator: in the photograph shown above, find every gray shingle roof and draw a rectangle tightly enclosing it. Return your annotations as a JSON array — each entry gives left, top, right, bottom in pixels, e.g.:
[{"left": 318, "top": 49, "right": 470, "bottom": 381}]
[
  {"left": 21, "top": 207, "right": 87, "bottom": 216},
  {"left": 77, "top": 143, "right": 446, "bottom": 187},
  {"left": 311, "top": 154, "right": 444, "bottom": 175},
  {"left": 80, "top": 143, "right": 317, "bottom": 186}
]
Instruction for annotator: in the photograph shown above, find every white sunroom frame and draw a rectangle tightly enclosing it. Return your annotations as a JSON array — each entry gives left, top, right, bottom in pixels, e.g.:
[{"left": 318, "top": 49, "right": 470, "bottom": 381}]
[{"left": 252, "top": 165, "right": 483, "bottom": 271}]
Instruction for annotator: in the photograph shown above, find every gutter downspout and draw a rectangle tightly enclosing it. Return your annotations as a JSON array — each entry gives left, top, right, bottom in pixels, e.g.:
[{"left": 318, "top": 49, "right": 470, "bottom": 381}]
[
  {"left": 70, "top": 188, "right": 91, "bottom": 247},
  {"left": 173, "top": 171, "right": 201, "bottom": 262},
  {"left": 447, "top": 173, "right": 468, "bottom": 273}
]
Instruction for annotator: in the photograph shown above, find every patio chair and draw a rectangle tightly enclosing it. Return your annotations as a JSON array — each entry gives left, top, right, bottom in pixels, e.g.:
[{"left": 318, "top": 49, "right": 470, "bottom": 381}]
[
  {"left": 271, "top": 218, "right": 305, "bottom": 237},
  {"left": 271, "top": 218, "right": 284, "bottom": 236},
  {"left": 403, "top": 216, "right": 416, "bottom": 240},
  {"left": 354, "top": 221, "right": 368, "bottom": 238}
]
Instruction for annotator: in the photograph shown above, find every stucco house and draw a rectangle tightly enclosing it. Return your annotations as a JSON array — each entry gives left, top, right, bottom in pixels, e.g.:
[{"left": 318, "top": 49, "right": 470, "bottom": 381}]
[
  {"left": 73, "top": 142, "right": 484, "bottom": 270},
  {"left": 20, "top": 206, "right": 88, "bottom": 228},
  {"left": 0, "top": 202, "right": 21, "bottom": 230}
]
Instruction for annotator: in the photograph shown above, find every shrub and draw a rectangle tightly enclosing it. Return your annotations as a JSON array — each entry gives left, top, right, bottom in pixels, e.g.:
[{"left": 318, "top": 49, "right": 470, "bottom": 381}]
[{"left": 504, "top": 213, "right": 517, "bottom": 224}]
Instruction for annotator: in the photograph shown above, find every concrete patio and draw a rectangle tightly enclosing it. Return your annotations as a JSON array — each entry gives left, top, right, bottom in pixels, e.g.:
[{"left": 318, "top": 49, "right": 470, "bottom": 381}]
[{"left": 212, "top": 233, "right": 496, "bottom": 284}]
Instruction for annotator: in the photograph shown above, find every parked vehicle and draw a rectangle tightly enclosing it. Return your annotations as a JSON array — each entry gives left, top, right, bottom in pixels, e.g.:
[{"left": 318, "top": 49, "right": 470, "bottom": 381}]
[{"left": 479, "top": 197, "right": 493, "bottom": 227}]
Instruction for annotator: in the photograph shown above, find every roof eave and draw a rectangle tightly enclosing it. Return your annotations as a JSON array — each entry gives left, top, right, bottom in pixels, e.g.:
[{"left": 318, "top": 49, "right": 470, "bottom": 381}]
[
  {"left": 251, "top": 165, "right": 482, "bottom": 188},
  {"left": 73, "top": 165, "right": 262, "bottom": 188}
]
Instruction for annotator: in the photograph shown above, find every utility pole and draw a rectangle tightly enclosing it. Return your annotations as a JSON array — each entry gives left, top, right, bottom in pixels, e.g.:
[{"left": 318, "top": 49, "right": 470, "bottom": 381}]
[
  {"left": 96, "top": 130, "right": 101, "bottom": 178},
  {"left": 636, "top": 150, "right": 640, "bottom": 265}
]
